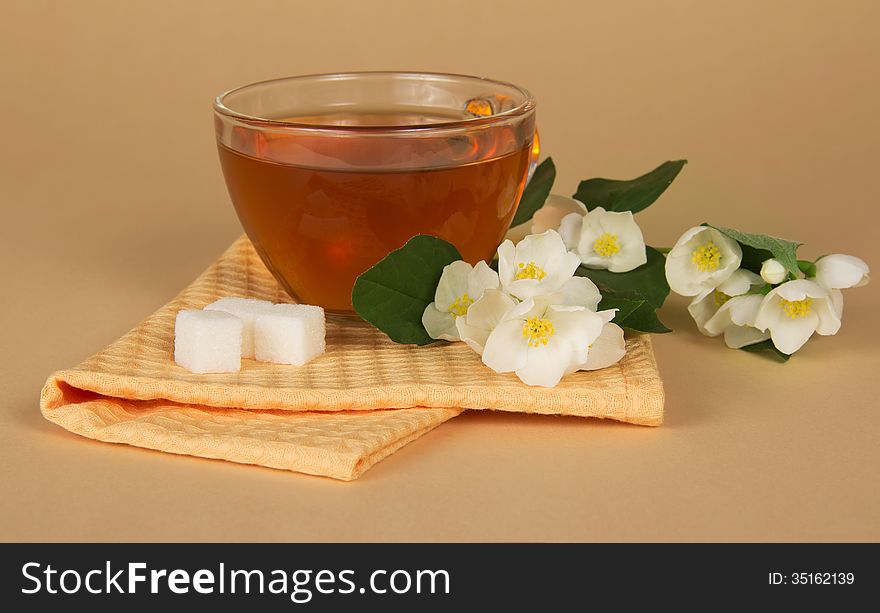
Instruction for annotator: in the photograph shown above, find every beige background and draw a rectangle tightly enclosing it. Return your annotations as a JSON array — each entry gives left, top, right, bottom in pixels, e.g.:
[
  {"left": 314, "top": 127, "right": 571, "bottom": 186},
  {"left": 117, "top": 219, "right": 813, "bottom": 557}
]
[{"left": 2, "top": 0, "right": 878, "bottom": 541}]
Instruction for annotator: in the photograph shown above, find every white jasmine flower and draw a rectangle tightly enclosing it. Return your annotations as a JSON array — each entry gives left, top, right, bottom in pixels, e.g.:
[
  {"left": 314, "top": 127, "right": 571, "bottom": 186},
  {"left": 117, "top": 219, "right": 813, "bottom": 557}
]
[
  {"left": 482, "top": 299, "right": 605, "bottom": 387},
  {"left": 753, "top": 279, "right": 841, "bottom": 354},
  {"left": 760, "top": 258, "right": 787, "bottom": 285},
  {"left": 580, "top": 311, "right": 627, "bottom": 371},
  {"left": 702, "top": 294, "right": 770, "bottom": 349},
  {"left": 497, "top": 230, "right": 582, "bottom": 301},
  {"left": 422, "top": 260, "right": 499, "bottom": 341},
  {"left": 457, "top": 276, "right": 601, "bottom": 357},
  {"left": 455, "top": 289, "right": 518, "bottom": 355},
  {"left": 687, "top": 269, "right": 763, "bottom": 335},
  {"left": 665, "top": 226, "right": 743, "bottom": 296},
  {"left": 505, "top": 195, "right": 587, "bottom": 244},
  {"left": 814, "top": 254, "right": 870, "bottom": 289},
  {"left": 574, "top": 207, "right": 647, "bottom": 273}
]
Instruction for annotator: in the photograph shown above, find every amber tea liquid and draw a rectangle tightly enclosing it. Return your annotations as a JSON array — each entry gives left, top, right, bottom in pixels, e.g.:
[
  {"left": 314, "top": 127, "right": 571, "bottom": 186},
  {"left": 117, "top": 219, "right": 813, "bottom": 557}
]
[{"left": 219, "top": 112, "right": 532, "bottom": 313}]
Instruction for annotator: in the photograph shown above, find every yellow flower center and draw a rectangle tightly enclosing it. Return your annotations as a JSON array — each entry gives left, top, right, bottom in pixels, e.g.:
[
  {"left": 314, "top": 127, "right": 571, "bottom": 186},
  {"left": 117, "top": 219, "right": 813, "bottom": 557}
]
[
  {"left": 522, "top": 316, "right": 555, "bottom": 348},
  {"left": 781, "top": 298, "right": 812, "bottom": 319},
  {"left": 515, "top": 261, "right": 547, "bottom": 281},
  {"left": 713, "top": 290, "right": 731, "bottom": 307},
  {"left": 592, "top": 233, "right": 621, "bottom": 258},
  {"left": 692, "top": 241, "right": 722, "bottom": 272},
  {"left": 449, "top": 293, "right": 473, "bottom": 317}
]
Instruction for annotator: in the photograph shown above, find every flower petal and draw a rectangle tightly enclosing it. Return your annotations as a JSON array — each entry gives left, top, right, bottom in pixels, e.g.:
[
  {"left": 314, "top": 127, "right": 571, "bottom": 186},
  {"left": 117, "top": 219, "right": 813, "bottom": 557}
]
[
  {"left": 753, "top": 295, "right": 784, "bottom": 332},
  {"left": 664, "top": 251, "right": 703, "bottom": 295},
  {"left": 671, "top": 225, "right": 710, "bottom": 249},
  {"left": 482, "top": 319, "right": 529, "bottom": 373},
  {"left": 421, "top": 303, "right": 460, "bottom": 341},
  {"left": 724, "top": 293, "right": 765, "bottom": 326},
  {"left": 515, "top": 229, "right": 568, "bottom": 269},
  {"left": 768, "top": 313, "right": 819, "bottom": 354},
  {"left": 467, "top": 260, "right": 500, "bottom": 298},
  {"left": 549, "top": 305, "right": 605, "bottom": 365},
  {"left": 467, "top": 289, "right": 517, "bottom": 328},
  {"left": 504, "top": 297, "right": 539, "bottom": 321},
  {"left": 545, "top": 276, "right": 602, "bottom": 310},
  {"left": 689, "top": 291, "right": 722, "bottom": 336},
  {"left": 595, "top": 209, "right": 643, "bottom": 241},
  {"left": 581, "top": 322, "right": 626, "bottom": 371},
  {"left": 710, "top": 228, "right": 744, "bottom": 267},
  {"left": 515, "top": 344, "right": 578, "bottom": 387},
  {"left": 607, "top": 241, "right": 647, "bottom": 273},
  {"left": 596, "top": 309, "right": 617, "bottom": 323},
  {"left": 558, "top": 213, "right": 584, "bottom": 251},
  {"left": 717, "top": 269, "right": 763, "bottom": 297},
  {"left": 704, "top": 294, "right": 764, "bottom": 336},
  {"left": 775, "top": 279, "right": 827, "bottom": 302},
  {"left": 813, "top": 296, "right": 842, "bottom": 336},
  {"left": 723, "top": 325, "right": 770, "bottom": 349},
  {"left": 497, "top": 239, "right": 517, "bottom": 291},
  {"left": 829, "top": 288, "right": 844, "bottom": 319},
  {"left": 456, "top": 317, "right": 489, "bottom": 355},
  {"left": 815, "top": 254, "right": 870, "bottom": 289},
  {"left": 459, "top": 288, "right": 518, "bottom": 353},
  {"left": 531, "top": 195, "right": 587, "bottom": 234},
  {"left": 547, "top": 250, "right": 584, "bottom": 290},
  {"left": 506, "top": 278, "right": 543, "bottom": 300},
  {"left": 434, "top": 260, "right": 472, "bottom": 311}
]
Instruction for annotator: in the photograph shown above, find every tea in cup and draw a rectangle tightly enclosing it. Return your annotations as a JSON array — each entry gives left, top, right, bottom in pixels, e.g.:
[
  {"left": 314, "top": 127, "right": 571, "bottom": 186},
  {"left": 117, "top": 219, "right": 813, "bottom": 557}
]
[{"left": 214, "top": 72, "right": 537, "bottom": 315}]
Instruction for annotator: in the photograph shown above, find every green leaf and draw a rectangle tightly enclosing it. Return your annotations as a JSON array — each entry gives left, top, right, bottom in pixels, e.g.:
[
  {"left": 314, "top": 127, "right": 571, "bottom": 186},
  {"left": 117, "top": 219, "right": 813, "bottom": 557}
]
[
  {"left": 797, "top": 259, "right": 817, "bottom": 278},
  {"left": 598, "top": 294, "right": 671, "bottom": 333},
  {"left": 575, "top": 246, "right": 670, "bottom": 308},
  {"left": 739, "top": 339, "right": 791, "bottom": 362},
  {"left": 575, "top": 245, "right": 671, "bottom": 333},
  {"left": 510, "top": 157, "right": 556, "bottom": 227},
  {"left": 708, "top": 225, "right": 801, "bottom": 277},
  {"left": 572, "top": 160, "right": 687, "bottom": 214},
  {"left": 351, "top": 235, "right": 462, "bottom": 345}
]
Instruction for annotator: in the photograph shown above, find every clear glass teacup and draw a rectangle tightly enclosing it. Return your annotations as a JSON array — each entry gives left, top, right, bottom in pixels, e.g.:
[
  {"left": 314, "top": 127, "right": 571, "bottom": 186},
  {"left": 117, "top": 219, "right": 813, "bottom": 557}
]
[{"left": 214, "top": 72, "right": 537, "bottom": 315}]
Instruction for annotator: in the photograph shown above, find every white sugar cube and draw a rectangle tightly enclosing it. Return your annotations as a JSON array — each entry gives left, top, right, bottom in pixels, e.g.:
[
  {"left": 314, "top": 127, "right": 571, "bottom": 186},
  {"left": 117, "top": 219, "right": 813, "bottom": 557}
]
[
  {"left": 204, "top": 296, "right": 274, "bottom": 358},
  {"left": 254, "top": 304, "right": 325, "bottom": 366},
  {"left": 174, "top": 309, "right": 243, "bottom": 373}
]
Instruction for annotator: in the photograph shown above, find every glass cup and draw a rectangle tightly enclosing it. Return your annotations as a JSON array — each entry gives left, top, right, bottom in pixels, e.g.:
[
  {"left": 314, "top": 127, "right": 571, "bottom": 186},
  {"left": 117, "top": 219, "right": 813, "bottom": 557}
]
[{"left": 214, "top": 71, "right": 537, "bottom": 315}]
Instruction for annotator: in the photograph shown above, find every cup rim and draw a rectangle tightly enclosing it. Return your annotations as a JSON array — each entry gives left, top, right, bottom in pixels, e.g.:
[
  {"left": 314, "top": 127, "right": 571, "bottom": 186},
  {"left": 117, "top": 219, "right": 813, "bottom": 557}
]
[{"left": 213, "top": 71, "right": 536, "bottom": 132}]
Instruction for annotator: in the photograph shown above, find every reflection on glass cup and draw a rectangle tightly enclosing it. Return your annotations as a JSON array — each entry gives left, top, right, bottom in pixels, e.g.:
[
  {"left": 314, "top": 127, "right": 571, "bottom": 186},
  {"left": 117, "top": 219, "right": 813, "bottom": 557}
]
[{"left": 214, "top": 72, "right": 538, "bottom": 315}]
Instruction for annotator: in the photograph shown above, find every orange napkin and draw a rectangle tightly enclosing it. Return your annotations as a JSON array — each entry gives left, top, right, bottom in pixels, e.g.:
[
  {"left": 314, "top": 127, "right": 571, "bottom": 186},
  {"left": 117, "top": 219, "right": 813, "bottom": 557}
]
[{"left": 41, "top": 237, "right": 663, "bottom": 480}]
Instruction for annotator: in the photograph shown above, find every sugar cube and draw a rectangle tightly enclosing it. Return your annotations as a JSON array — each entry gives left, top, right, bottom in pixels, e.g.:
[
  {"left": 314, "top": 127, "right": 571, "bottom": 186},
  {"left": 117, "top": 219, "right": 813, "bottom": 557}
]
[
  {"left": 254, "top": 303, "right": 325, "bottom": 366},
  {"left": 174, "top": 309, "right": 243, "bottom": 373},
  {"left": 204, "top": 296, "right": 274, "bottom": 358}
]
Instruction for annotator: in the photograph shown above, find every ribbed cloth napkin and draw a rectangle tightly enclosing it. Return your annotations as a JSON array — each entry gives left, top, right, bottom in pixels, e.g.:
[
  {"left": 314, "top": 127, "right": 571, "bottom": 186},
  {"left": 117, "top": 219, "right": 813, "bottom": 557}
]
[{"left": 41, "top": 237, "right": 664, "bottom": 480}]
